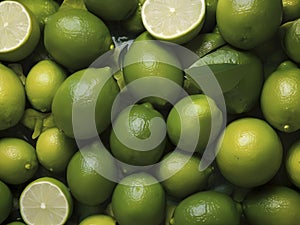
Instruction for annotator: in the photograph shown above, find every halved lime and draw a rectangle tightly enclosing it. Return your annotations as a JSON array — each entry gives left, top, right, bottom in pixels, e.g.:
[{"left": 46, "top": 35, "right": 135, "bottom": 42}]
[
  {"left": 19, "top": 177, "right": 73, "bottom": 225},
  {"left": 0, "top": 0, "right": 40, "bottom": 62},
  {"left": 141, "top": 0, "right": 205, "bottom": 44}
]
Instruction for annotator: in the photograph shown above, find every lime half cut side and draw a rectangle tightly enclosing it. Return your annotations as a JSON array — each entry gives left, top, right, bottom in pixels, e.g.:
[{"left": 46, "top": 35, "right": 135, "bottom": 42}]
[
  {"left": 0, "top": 0, "right": 40, "bottom": 62},
  {"left": 20, "top": 177, "right": 72, "bottom": 225},
  {"left": 141, "top": 0, "right": 205, "bottom": 44}
]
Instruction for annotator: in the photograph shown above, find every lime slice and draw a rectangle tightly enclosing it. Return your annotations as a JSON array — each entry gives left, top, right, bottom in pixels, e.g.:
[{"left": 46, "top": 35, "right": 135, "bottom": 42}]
[
  {"left": 141, "top": 0, "right": 205, "bottom": 44},
  {"left": 19, "top": 177, "right": 73, "bottom": 225},
  {"left": 0, "top": 0, "right": 40, "bottom": 62}
]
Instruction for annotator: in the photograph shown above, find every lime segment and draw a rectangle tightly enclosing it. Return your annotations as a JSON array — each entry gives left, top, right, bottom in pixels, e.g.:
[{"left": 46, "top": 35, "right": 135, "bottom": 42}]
[
  {"left": 141, "top": 0, "right": 205, "bottom": 44},
  {"left": 0, "top": 0, "right": 40, "bottom": 61},
  {"left": 20, "top": 177, "right": 72, "bottom": 225}
]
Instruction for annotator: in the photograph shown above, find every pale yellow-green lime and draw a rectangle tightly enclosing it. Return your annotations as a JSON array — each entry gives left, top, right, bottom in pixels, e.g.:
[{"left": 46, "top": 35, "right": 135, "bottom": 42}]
[
  {"left": 0, "top": 0, "right": 40, "bottom": 62},
  {"left": 44, "top": 8, "right": 113, "bottom": 70},
  {"left": 167, "top": 94, "right": 223, "bottom": 153},
  {"left": 52, "top": 67, "right": 119, "bottom": 139},
  {"left": 156, "top": 150, "right": 213, "bottom": 199},
  {"left": 79, "top": 214, "right": 116, "bottom": 225},
  {"left": 0, "top": 138, "right": 38, "bottom": 185},
  {"left": 216, "top": 0, "right": 282, "bottom": 50},
  {"left": 36, "top": 127, "right": 77, "bottom": 173},
  {"left": 84, "top": 0, "right": 138, "bottom": 21},
  {"left": 171, "top": 191, "right": 241, "bottom": 225},
  {"left": 19, "top": 177, "right": 73, "bottom": 225},
  {"left": 112, "top": 172, "right": 165, "bottom": 225},
  {"left": 141, "top": 0, "right": 206, "bottom": 44},
  {"left": 261, "top": 61, "right": 300, "bottom": 133},
  {"left": 216, "top": 118, "right": 283, "bottom": 188},
  {"left": 243, "top": 186, "right": 300, "bottom": 225},
  {"left": 67, "top": 141, "right": 117, "bottom": 206},
  {"left": 110, "top": 102, "right": 166, "bottom": 166},
  {"left": 0, "top": 64, "right": 26, "bottom": 130},
  {"left": 0, "top": 180, "right": 13, "bottom": 224},
  {"left": 25, "top": 59, "right": 66, "bottom": 112}
]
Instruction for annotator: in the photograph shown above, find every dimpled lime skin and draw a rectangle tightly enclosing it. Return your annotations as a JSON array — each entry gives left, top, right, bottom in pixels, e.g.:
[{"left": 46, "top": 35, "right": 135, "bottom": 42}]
[
  {"left": 112, "top": 172, "right": 166, "bottom": 225},
  {"left": 44, "top": 9, "right": 113, "bottom": 70},
  {"left": 52, "top": 67, "right": 119, "bottom": 139},
  {"left": 172, "top": 191, "right": 241, "bottom": 225},
  {"left": 216, "top": 0, "right": 283, "bottom": 50},
  {"left": 243, "top": 186, "right": 300, "bottom": 225}
]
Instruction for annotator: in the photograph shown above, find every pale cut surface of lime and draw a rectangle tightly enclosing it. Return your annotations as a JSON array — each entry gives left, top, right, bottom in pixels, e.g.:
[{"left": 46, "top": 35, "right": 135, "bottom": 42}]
[
  {"left": 0, "top": 0, "right": 40, "bottom": 61},
  {"left": 0, "top": 1, "right": 31, "bottom": 51},
  {"left": 20, "top": 179, "right": 71, "bottom": 225},
  {"left": 141, "top": 0, "right": 205, "bottom": 44}
]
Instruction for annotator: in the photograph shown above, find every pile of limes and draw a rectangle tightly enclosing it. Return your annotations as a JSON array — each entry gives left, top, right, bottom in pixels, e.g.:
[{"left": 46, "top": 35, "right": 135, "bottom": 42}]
[{"left": 1, "top": 0, "right": 300, "bottom": 224}]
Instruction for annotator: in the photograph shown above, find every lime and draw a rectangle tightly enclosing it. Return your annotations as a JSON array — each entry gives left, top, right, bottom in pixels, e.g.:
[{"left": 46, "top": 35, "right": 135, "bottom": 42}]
[
  {"left": 44, "top": 8, "right": 113, "bottom": 70},
  {"left": 52, "top": 67, "right": 119, "bottom": 139},
  {"left": 122, "top": 0, "right": 146, "bottom": 34},
  {"left": 110, "top": 103, "right": 166, "bottom": 166},
  {"left": 67, "top": 141, "right": 117, "bottom": 206},
  {"left": 216, "top": 0, "right": 282, "bottom": 50},
  {"left": 171, "top": 191, "right": 241, "bottom": 225},
  {"left": 84, "top": 0, "right": 138, "bottom": 21},
  {"left": 184, "top": 32, "right": 226, "bottom": 58},
  {"left": 286, "top": 139, "right": 300, "bottom": 188},
  {"left": 0, "top": 180, "right": 13, "bottom": 224},
  {"left": 19, "top": 177, "right": 73, "bottom": 225},
  {"left": 25, "top": 59, "right": 66, "bottom": 112},
  {"left": 123, "top": 34, "right": 184, "bottom": 107},
  {"left": 243, "top": 186, "right": 300, "bottom": 225},
  {"left": 0, "top": 64, "right": 26, "bottom": 130},
  {"left": 112, "top": 172, "right": 165, "bottom": 225},
  {"left": 36, "top": 127, "right": 77, "bottom": 173},
  {"left": 282, "top": 0, "right": 300, "bottom": 22},
  {"left": 261, "top": 61, "right": 300, "bottom": 132},
  {"left": 0, "top": 0, "right": 40, "bottom": 62},
  {"left": 0, "top": 138, "right": 38, "bottom": 185},
  {"left": 156, "top": 150, "right": 213, "bottom": 199},
  {"left": 216, "top": 117, "right": 283, "bottom": 188},
  {"left": 189, "top": 45, "right": 264, "bottom": 114},
  {"left": 201, "top": 0, "right": 218, "bottom": 33},
  {"left": 166, "top": 94, "right": 223, "bottom": 153},
  {"left": 16, "top": 0, "right": 59, "bottom": 29},
  {"left": 141, "top": 0, "right": 206, "bottom": 44},
  {"left": 281, "top": 18, "right": 300, "bottom": 64},
  {"left": 79, "top": 214, "right": 116, "bottom": 225}
]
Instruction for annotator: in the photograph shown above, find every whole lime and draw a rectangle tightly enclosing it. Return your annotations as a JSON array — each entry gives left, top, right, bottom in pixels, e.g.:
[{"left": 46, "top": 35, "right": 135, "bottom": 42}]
[
  {"left": 67, "top": 142, "right": 117, "bottom": 206},
  {"left": 0, "top": 64, "right": 26, "bottom": 131},
  {"left": 44, "top": 8, "right": 113, "bottom": 70},
  {"left": 52, "top": 67, "right": 119, "bottom": 139},
  {"left": 243, "top": 186, "right": 300, "bottom": 225},
  {"left": 216, "top": 0, "right": 282, "bottom": 50},
  {"left": 112, "top": 172, "right": 165, "bottom": 225},
  {"left": 171, "top": 191, "right": 241, "bottom": 225}
]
